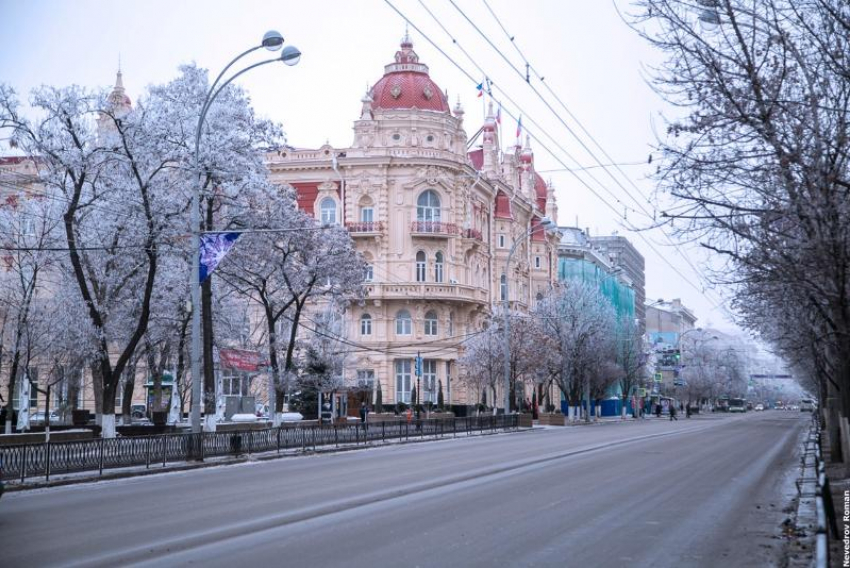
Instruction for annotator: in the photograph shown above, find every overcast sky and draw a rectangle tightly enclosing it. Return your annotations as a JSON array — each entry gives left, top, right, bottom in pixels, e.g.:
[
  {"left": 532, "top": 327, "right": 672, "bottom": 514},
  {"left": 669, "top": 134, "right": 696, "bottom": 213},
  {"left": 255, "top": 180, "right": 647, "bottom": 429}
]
[{"left": 0, "top": 0, "right": 742, "bottom": 334}]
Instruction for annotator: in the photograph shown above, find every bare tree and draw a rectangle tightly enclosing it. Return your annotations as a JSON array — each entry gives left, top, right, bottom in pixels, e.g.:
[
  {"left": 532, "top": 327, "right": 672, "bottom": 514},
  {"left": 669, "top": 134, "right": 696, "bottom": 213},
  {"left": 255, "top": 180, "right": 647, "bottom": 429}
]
[
  {"left": 630, "top": 0, "right": 850, "bottom": 457},
  {"left": 533, "top": 282, "right": 618, "bottom": 421}
]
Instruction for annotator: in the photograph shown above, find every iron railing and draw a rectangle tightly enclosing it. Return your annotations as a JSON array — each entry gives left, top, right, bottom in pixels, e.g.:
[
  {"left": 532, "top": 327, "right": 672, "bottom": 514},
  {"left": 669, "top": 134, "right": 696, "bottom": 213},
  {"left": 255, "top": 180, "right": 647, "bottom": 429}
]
[
  {"left": 410, "top": 221, "right": 459, "bottom": 235},
  {"left": 1, "top": 415, "right": 518, "bottom": 482}
]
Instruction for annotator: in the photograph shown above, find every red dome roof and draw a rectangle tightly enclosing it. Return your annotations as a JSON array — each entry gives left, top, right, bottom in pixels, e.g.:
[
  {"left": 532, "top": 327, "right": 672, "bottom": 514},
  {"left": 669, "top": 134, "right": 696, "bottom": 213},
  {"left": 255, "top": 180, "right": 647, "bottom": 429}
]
[
  {"left": 370, "top": 38, "right": 449, "bottom": 113},
  {"left": 535, "top": 172, "right": 548, "bottom": 210}
]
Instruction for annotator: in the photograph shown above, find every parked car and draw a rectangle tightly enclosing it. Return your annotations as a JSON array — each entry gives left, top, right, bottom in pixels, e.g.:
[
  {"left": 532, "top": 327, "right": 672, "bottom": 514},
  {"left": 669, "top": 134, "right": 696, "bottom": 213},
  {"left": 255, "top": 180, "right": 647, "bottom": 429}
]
[
  {"left": 754, "top": 404, "right": 764, "bottom": 411},
  {"left": 29, "top": 411, "right": 59, "bottom": 425}
]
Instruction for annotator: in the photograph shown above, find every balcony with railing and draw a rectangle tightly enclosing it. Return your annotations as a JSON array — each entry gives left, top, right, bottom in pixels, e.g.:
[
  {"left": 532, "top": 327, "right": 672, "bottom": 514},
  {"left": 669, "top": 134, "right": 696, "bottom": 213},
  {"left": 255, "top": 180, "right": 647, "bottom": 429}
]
[
  {"left": 365, "top": 282, "right": 488, "bottom": 305},
  {"left": 410, "top": 221, "right": 459, "bottom": 238},
  {"left": 346, "top": 221, "right": 384, "bottom": 236},
  {"left": 461, "top": 227, "right": 484, "bottom": 241}
]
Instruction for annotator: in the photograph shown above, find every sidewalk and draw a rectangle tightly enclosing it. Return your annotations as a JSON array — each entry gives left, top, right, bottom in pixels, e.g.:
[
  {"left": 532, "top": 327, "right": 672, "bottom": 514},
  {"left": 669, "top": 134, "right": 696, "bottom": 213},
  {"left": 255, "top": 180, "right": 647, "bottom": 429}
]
[{"left": 1, "top": 422, "right": 528, "bottom": 492}]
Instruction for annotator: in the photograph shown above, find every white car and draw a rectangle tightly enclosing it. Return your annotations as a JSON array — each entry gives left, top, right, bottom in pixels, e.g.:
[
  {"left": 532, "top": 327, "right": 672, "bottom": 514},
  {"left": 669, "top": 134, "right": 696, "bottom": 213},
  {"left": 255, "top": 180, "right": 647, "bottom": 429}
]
[{"left": 29, "top": 411, "right": 59, "bottom": 425}]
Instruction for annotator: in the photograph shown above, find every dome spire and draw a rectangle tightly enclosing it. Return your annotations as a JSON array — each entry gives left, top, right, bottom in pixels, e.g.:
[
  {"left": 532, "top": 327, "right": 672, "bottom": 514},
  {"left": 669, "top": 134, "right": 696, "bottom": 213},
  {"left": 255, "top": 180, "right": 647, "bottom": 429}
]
[
  {"left": 402, "top": 23, "right": 412, "bottom": 47},
  {"left": 107, "top": 63, "right": 132, "bottom": 112}
]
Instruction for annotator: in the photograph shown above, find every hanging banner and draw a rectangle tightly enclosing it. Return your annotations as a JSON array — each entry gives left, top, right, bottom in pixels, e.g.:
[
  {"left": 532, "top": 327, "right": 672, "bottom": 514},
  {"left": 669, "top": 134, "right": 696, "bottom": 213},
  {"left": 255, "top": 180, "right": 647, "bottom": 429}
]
[
  {"left": 199, "top": 232, "right": 241, "bottom": 283},
  {"left": 219, "top": 348, "right": 268, "bottom": 372}
]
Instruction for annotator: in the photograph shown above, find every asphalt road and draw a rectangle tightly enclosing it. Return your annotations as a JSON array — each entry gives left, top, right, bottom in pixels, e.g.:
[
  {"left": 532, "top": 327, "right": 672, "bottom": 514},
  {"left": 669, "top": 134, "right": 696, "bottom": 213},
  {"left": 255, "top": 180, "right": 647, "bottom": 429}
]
[{"left": 0, "top": 411, "right": 805, "bottom": 568}]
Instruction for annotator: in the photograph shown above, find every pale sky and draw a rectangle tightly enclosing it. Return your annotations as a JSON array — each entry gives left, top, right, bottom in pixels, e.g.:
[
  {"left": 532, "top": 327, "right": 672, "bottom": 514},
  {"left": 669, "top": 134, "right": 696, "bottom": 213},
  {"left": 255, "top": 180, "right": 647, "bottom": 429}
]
[{"left": 0, "top": 0, "right": 741, "bottom": 333}]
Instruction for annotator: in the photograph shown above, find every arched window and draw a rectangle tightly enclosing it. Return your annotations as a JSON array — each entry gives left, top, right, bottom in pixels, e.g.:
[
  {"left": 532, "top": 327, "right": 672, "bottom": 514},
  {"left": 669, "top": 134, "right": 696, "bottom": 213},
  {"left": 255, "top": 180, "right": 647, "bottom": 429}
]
[
  {"left": 415, "top": 251, "right": 427, "bottom": 282},
  {"left": 500, "top": 274, "right": 507, "bottom": 302},
  {"left": 434, "top": 251, "right": 444, "bottom": 283},
  {"left": 320, "top": 197, "right": 337, "bottom": 225},
  {"left": 417, "top": 190, "right": 441, "bottom": 222},
  {"left": 360, "top": 314, "right": 372, "bottom": 336},
  {"left": 424, "top": 310, "right": 438, "bottom": 336},
  {"left": 396, "top": 310, "right": 412, "bottom": 335}
]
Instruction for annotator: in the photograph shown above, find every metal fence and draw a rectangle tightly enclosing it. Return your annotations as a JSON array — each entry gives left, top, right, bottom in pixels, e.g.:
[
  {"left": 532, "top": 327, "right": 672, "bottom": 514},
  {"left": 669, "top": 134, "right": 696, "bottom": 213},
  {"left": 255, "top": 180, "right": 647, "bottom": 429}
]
[
  {"left": 1, "top": 415, "right": 518, "bottom": 483},
  {"left": 803, "top": 415, "right": 837, "bottom": 568}
]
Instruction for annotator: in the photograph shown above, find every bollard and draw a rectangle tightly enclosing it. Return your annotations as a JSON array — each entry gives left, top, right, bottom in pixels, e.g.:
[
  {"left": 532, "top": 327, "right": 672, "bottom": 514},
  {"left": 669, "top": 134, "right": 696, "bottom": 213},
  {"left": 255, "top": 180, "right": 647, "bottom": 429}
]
[
  {"left": 99, "top": 437, "right": 105, "bottom": 476},
  {"left": 20, "top": 444, "right": 27, "bottom": 483}
]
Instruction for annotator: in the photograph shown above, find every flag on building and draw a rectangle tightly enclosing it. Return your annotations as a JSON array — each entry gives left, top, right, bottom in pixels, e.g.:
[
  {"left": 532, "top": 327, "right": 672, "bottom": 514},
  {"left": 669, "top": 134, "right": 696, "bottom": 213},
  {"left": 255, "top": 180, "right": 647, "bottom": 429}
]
[{"left": 199, "top": 232, "right": 241, "bottom": 283}]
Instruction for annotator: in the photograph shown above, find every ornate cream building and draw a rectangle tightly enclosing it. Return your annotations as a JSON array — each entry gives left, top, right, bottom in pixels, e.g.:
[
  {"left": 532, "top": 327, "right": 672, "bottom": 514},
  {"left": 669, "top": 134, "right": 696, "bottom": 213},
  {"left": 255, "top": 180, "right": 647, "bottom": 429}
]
[{"left": 266, "top": 36, "right": 560, "bottom": 408}]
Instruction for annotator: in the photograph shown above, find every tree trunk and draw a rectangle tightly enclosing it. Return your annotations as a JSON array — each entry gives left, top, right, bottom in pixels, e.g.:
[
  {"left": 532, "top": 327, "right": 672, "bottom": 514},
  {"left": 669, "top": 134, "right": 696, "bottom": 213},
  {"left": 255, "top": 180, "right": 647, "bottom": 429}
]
[
  {"left": 121, "top": 361, "right": 135, "bottom": 426},
  {"left": 101, "top": 371, "right": 117, "bottom": 438},
  {"left": 90, "top": 360, "right": 103, "bottom": 427}
]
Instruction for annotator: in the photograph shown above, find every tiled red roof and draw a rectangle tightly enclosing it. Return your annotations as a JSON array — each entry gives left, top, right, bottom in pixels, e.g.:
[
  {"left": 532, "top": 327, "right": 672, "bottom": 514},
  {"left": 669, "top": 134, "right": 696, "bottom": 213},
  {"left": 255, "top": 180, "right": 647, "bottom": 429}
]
[
  {"left": 494, "top": 190, "right": 513, "bottom": 219},
  {"left": 535, "top": 172, "right": 547, "bottom": 211},
  {"left": 531, "top": 216, "right": 546, "bottom": 242},
  {"left": 291, "top": 182, "right": 319, "bottom": 215},
  {"left": 468, "top": 148, "right": 483, "bottom": 170},
  {"left": 371, "top": 71, "right": 449, "bottom": 112},
  {"left": 370, "top": 38, "right": 449, "bottom": 113}
]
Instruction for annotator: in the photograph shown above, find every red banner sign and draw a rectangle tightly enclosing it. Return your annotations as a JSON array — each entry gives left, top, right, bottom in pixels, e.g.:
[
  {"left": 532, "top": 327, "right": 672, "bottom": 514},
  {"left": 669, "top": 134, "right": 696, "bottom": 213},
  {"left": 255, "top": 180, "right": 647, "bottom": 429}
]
[{"left": 219, "top": 349, "right": 268, "bottom": 372}]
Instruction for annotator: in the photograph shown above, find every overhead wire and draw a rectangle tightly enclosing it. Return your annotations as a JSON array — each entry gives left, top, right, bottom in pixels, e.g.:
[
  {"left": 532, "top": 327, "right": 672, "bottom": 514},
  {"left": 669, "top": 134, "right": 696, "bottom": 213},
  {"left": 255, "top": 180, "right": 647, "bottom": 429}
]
[
  {"left": 383, "top": 0, "right": 718, "bottom": 307},
  {"left": 472, "top": 0, "right": 734, "bottom": 314}
]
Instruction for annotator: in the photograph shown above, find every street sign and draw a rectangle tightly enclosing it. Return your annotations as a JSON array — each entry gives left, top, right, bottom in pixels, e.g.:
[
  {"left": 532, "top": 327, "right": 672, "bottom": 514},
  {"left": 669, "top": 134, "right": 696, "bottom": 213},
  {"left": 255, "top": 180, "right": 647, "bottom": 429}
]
[{"left": 654, "top": 372, "right": 663, "bottom": 383}]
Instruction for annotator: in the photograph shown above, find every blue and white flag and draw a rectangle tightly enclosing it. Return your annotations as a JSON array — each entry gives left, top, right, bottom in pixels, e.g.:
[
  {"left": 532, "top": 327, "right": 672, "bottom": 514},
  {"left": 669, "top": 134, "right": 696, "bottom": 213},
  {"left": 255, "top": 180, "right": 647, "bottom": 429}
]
[{"left": 199, "top": 232, "right": 241, "bottom": 283}]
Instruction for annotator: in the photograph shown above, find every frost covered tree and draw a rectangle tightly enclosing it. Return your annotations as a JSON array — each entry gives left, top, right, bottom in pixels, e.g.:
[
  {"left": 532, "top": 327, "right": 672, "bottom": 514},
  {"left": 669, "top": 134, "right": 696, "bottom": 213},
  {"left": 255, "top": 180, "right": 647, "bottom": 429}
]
[
  {"left": 0, "top": 64, "right": 286, "bottom": 436},
  {"left": 0, "top": 186, "right": 64, "bottom": 432},
  {"left": 533, "top": 282, "right": 618, "bottom": 421},
  {"left": 631, "top": 0, "right": 850, "bottom": 457},
  {"left": 218, "top": 199, "right": 365, "bottom": 425},
  {"left": 458, "top": 311, "right": 553, "bottom": 413}
]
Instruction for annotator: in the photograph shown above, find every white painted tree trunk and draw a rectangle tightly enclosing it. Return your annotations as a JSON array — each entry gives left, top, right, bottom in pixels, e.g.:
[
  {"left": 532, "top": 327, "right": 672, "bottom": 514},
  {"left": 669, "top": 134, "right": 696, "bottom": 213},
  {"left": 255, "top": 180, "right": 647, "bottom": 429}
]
[
  {"left": 204, "top": 414, "right": 217, "bottom": 432},
  {"left": 101, "top": 414, "right": 116, "bottom": 438}
]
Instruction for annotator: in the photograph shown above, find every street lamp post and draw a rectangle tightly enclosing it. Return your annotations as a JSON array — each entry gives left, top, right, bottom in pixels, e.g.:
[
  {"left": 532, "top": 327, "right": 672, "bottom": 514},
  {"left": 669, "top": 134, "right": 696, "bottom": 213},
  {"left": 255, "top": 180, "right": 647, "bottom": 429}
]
[
  {"left": 502, "top": 217, "right": 556, "bottom": 416},
  {"left": 190, "top": 32, "right": 301, "bottom": 435}
]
